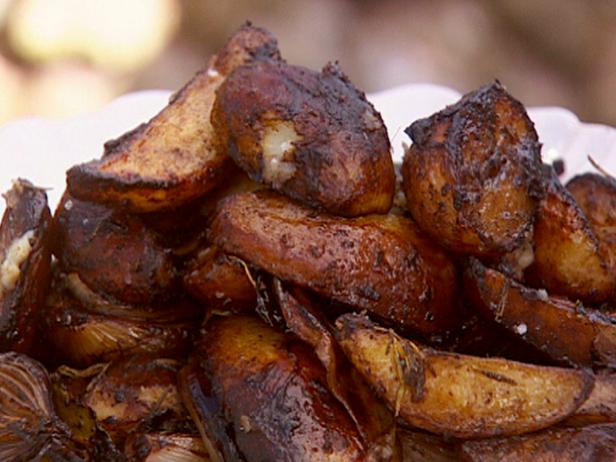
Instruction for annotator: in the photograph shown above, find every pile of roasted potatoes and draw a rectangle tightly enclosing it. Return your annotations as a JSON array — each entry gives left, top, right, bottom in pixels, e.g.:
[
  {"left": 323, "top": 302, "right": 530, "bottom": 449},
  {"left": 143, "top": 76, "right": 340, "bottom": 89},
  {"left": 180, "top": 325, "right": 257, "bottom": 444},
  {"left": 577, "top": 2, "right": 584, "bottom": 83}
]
[{"left": 1, "top": 23, "right": 616, "bottom": 462}]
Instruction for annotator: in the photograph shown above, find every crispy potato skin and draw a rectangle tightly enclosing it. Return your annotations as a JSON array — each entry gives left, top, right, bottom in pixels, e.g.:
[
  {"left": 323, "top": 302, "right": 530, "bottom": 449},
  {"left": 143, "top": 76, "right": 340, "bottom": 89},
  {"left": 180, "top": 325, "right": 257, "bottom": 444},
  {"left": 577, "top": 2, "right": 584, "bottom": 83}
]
[
  {"left": 460, "top": 423, "right": 616, "bottom": 462},
  {"left": 183, "top": 246, "right": 256, "bottom": 312},
  {"left": 402, "top": 82, "right": 542, "bottom": 257},
  {"left": 0, "top": 180, "right": 51, "bottom": 353},
  {"left": 210, "top": 190, "right": 459, "bottom": 334},
  {"left": 66, "top": 23, "right": 280, "bottom": 212},
  {"left": 465, "top": 258, "right": 616, "bottom": 368},
  {"left": 51, "top": 193, "right": 177, "bottom": 306},
  {"left": 528, "top": 169, "right": 615, "bottom": 303},
  {"left": 212, "top": 60, "right": 395, "bottom": 216},
  {"left": 335, "top": 313, "right": 593, "bottom": 438},
  {"left": 180, "top": 315, "right": 368, "bottom": 462}
]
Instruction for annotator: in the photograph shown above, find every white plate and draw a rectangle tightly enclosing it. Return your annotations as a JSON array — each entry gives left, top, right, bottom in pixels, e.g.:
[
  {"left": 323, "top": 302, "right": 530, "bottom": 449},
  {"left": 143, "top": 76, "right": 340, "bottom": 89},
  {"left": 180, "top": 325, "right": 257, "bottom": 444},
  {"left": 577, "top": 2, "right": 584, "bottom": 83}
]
[{"left": 1, "top": 83, "right": 615, "bottom": 216}]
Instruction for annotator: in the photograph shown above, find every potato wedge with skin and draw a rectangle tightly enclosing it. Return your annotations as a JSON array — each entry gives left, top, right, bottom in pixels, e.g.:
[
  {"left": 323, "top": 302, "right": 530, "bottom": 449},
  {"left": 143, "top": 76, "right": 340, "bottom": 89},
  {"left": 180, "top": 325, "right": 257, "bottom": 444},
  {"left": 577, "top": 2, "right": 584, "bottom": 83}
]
[
  {"left": 210, "top": 190, "right": 459, "bottom": 334},
  {"left": 460, "top": 423, "right": 616, "bottom": 462},
  {"left": 183, "top": 245, "right": 256, "bottom": 312},
  {"left": 274, "top": 280, "right": 399, "bottom": 460},
  {"left": 52, "top": 193, "right": 177, "bottom": 306},
  {"left": 179, "top": 315, "right": 376, "bottom": 462},
  {"left": 402, "top": 81, "right": 542, "bottom": 257},
  {"left": 335, "top": 313, "right": 593, "bottom": 438},
  {"left": 465, "top": 258, "right": 616, "bottom": 368},
  {"left": 567, "top": 372, "right": 616, "bottom": 425},
  {"left": 528, "top": 167, "right": 615, "bottom": 303},
  {"left": 0, "top": 180, "right": 51, "bottom": 353},
  {"left": 66, "top": 23, "right": 280, "bottom": 212},
  {"left": 212, "top": 59, "right": 395, "bottom": 216},
  {"left": 566, "top": 172, "right": 616, "bottom": 276}
]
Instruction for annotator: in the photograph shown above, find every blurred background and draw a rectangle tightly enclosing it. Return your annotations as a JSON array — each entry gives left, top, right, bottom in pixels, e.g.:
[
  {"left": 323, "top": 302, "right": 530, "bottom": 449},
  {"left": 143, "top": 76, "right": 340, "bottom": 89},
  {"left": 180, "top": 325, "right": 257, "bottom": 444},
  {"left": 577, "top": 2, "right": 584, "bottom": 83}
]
[{"left": 0, "top": 0, "right": 615, "bottom": 125}]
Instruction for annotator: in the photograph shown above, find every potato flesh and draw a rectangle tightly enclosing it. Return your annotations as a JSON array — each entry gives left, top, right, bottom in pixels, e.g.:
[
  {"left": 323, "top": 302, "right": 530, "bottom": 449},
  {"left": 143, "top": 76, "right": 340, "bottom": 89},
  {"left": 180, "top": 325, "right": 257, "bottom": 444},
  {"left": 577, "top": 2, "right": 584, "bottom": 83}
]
[
  {"left": 528, "top": 168, "right": 615, "bottom": 303},
  {"left": 465, "top": 258, "right": 616, "bottom": 367},
  {"left": 335, "top": 313, "right": 593, "bottom": 438},
  {"left": 66, "top": 23, "right": 281, "bottom": 212},
  {"left": 212, "top": 60, "right": 395, "bottom": 216},
  {"left": 210, "top": 190, "right": 459, "bottom": 334},
  {"left": 180, "top": 315, "right": 367, "bottom": 462},
  {"left": 402, "top": 81, "right": 542, "bottom": 257}
]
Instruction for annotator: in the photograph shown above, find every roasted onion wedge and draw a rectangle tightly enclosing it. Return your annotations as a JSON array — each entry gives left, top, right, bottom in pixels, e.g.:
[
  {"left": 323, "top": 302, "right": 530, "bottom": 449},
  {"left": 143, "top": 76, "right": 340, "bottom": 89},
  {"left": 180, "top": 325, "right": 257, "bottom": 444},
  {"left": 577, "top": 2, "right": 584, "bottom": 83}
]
[
  {"left": 125, "top": 432, "right": 209, "bottom": 462},
  {"left": 274, "top": 280, "right": 399, "bottom": 459},
  {"left": 402, "top": 81, "right": 542, "bottom": 257},
  {"left": 528, "top": 167, "right": 615, "bottom": 303},
  {"left": 212, "top": 59, "right": 395, "bottom": 216},
  {"left": 0, "top": 180, "right": 51, "bottom": 353},
  {"left": 465, "top": 258, "right": 616, "bottom": 368},
  {"left": 460, "top": 423, "right": 616, "bottom": 462},
  {"left": 52, "top": 193, "right": 177, "bottom": 306},
  {"left": 83, "top": 356, "right": 187, "bottom": 445},
  {"left": 66, "top": 23, "right": 280, "bottom": 212},
  {"left": 335, "top": 313, "right": 593, "bottom": 438},
  {"left": 210, "top": 190, "right": 459, "bottom": 334},
  {"left": 0, "top": 352, "right": 85, "bottom": 461},
  {"left": 183, "top": 246, "right": 256, "bottom": 312},
  {"left": 179, "top": 315, "right": 377, "bottom": 462}
]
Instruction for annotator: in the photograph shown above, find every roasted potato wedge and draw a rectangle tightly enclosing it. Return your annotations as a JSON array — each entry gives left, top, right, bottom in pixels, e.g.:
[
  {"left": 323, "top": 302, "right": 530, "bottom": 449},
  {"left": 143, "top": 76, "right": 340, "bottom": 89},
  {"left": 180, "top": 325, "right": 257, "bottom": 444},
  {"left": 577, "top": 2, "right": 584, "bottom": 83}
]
[
  {"left": 274, "top": 280, "right": 399, "bottom": 459},
  {"left": 52, "top": 193, "right": 177, "bottom": 306},
  {"left": 212, "top": 59, "right": 395, "bottom": 216},
  {"left": 465, "top": 258, "right": 616, "bottom": 368},
  {"left": 66, "top": 23, "right": 280, "bottom": 212},
  {"left": 183, "top": 245, "right": 256, "bottom": 312},
  {"left": 402, "top": 81, "right": 542, "bottom": 257},
  {"left": 398, "top": 429, "right": 459, "bottom": 462},
  {"left": 460, "top": 423, "right": 616, "bottom": 462},
  {"left": 44, "top": 278, "right": 199, "bottom": 368},
  {"left": 567, "top": 372, "right": 616, "bottom": 425},
  {"left": 528, "top": 167, "right": 615, "bottom": 303},
  {"left": 335, "top": 313, "right": 593, "bottom": 438},
  {"left": 210, "top": 190, "right": 459, "bottom": 334},
  {"left": 83, "top": 356, "right": 186, "bottom": 445},
  {"left": 0, "top": 180, "right": 51, "bottom": 353},
  {"left": 125, "top": 432, "right": 209, "bottom": 462},
  {"left": 180, "top": 315, "right": 378, "bottom": 462}
]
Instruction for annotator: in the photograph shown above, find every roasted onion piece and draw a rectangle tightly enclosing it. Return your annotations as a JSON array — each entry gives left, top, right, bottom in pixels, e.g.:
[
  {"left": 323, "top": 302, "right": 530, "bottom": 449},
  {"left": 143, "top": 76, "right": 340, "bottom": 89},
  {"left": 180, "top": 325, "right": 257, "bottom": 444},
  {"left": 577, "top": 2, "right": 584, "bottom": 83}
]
[
  {"left": 210, "top": 190, "right": 459, "bottom": 334},
  {"left": 0, "top": 352, "right": 85, "bottom": 461},
  {"left": 183, "top": 246, "right": 256, "bottom": 312},
  {"left": 212, "top": 59, "right": 395, "bottom": 216},
  {"left": 402, "top": 81, "right": 542, "bottom": 257},
  {"left": 180, "top": 315, "right": 377, "bottom": 462},
  {"left": 0, "top": 180, "right": 51, "bottom": 353},
  {"left": 66, "top": 23, "right": 280, "bottom": 212},
  {"left": 125, "top": 432, "right": 209, "bottom": 462},
  {"left": 528, "top": 167, "right": 615, "bottom": 303},
  {"left": 83, "top": 356, "right": 187, "bottom": 445},
  {"left": 52, "top": 193, "right": 177, "bottom": 306},
  {"left": 460, "top": 423, "right": 616, "bottom": 462},
  {"left": 335, "top": 313, "right": 593, "bottom": 438}
]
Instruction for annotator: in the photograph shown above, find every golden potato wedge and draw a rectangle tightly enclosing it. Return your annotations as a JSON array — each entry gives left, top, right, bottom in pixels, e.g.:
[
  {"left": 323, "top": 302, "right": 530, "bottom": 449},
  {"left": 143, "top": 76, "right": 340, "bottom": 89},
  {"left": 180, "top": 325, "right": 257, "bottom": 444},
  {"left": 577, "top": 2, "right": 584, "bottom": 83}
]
[
  {"left": 183, "top": 245, "right": 256, "bottom": 312},
  {"left": 460, "top": 423, "right": 616, "bottom": 462},
  {"left": 402, "top": 81, "right": 542, "bottom": 257},
  {"left": 212, "top": 59, "right": 395, "bottom": 216},
  {"left": 52, "top": 193, "right": 177, "bottom": 306},
  {"left": 465, "top": 258, "right": 616, "bottom": 368},
  {"left": 83, "top": 356, "right": 186, "bottom": 445},
  {"left": 528, "top": 167, "right": 615, "bottom": 303},
  {"left": 335, "top": 313, "right": 593, "bottom": 438},
  {"left": 66, "top": 23, "right": 280, "bottom": 212},
  {"left": 210, "top": 190, "right": 459, "bottom": 334},
  {"left": 179, "top": 315, "right": 376, "bottom": 462},
  {"left": 44, "top": 276, "right": 200, "bottom": 368},
  {"left": 274, "top": 280, "right": 399, "bottom": 459},
  {"left": 0, "top": 180, "right": 51, "bottom": 353}
]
